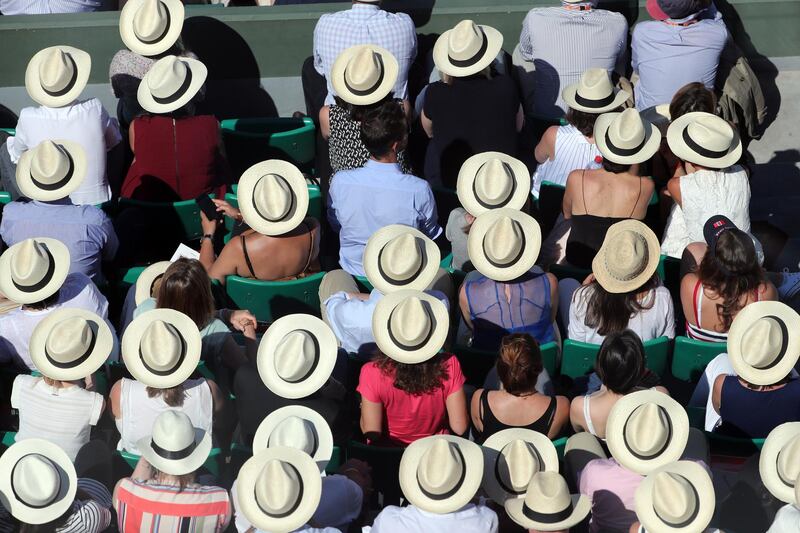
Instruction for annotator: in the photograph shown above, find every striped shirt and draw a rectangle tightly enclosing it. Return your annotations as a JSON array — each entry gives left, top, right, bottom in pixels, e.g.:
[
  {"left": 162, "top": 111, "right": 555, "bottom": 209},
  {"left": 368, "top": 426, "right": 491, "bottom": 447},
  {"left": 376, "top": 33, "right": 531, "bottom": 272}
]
[
  {"left": 0, "top": 0, "right": 99, "bottom": 14},
  {"left": 532, "top": 124, "right": 602, "bottom": 196}
]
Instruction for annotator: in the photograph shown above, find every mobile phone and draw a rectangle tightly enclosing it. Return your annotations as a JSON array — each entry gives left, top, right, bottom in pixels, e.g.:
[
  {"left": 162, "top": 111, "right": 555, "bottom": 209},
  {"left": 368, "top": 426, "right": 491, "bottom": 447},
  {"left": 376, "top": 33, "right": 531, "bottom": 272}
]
[{"left": 196, "top": 194, "right": 222, "bottom": 222}]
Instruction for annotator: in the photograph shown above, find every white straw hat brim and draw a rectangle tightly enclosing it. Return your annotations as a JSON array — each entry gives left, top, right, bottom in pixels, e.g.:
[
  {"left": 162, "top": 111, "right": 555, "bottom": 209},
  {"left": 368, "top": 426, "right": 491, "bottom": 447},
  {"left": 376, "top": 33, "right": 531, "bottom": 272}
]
[
  {"left": 759, "top": 422, "right": 800, "bottom": 504},
  {"left": 562, "top": 83, "right": 629, "bottom": 114},
  {"left": 641, "top": 104, "right": 672, "bottom": 135},
  {"left": 135, "top": 261, "right": 171, "bottom": 306},
  {"left": 666, "top": 112, "right": 742, "bottom": 169},
  {"left": 237, "top": 160, "right": 309, "bottom": 236},
  {"left": 363, "top": 225, "right": 440, "bottom": 294},
  {"left": 505, "top": 493, "right": 592, "bottom": 531},
  {"left": 371, "top": 290, "right": 449, "bottom": 364},
  {"left": 433, "top": 24, "right": 504, "bottom": 78},
  {"left": 592, "top": 220, "right": 661, "bottom": 294},
  {"left": 467, "top": 208, "right": 542, "bottom": 282},
  {"left": 138, "top": 426, "right": 211, "bottom": 476},
  {"left": 594, "top": 112, "right": 662, "bottom": 165},
  {"left": 16, "top": 140, "right": 87, "bottom": 202},
  {"left": 25, "top": 46, "right": 91, "bottom": 108},
  {"left": 119, "top": 0, "right": 185, "bottom": 56},
  {"left": 635, "top": 461, "right": 715, "bottom": 533},
  {"left": 330, "top": 44, "right": 399, "bottom": 106},
  {"left": 137, "top": 56, "right": 207, "bottom": 114},
  {"left": 253, "top": 405, "right": 333, "bottom": 472},
  {"left": 0, "top": 238, "right": 70, "bottom": 305},
  {"left": 456, "top": 152, "right": 531, "bottom": 216}
]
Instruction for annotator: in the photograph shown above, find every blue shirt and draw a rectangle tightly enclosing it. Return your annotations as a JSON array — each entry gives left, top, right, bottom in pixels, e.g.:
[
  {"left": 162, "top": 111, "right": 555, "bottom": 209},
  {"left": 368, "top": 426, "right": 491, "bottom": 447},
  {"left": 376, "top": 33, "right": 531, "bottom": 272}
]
[{"left": 327, "top": 160, "right": 442, "bottom": 276}]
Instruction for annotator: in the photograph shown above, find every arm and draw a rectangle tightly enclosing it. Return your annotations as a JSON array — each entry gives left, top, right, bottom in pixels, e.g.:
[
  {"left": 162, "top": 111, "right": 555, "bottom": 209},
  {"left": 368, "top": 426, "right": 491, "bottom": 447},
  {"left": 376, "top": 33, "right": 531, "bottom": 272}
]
[
  {"left": 220, "top": 335, "right": 248, "bottom": 371},
  {"left": 562, "top": 170, "right": 581, "bottom": 219},
  {"left": 547, "top": 273, "right": 559, "bottom": 323},
  {"left": 711, "top": 373, "right": 726, "bottom": 414},
  {"left": 470, "top": 388, "right": 484, "bottom": 433},
  {"left": 128, "top": 120, "right": 136, "bottom": 152},
  {"left": 420, "top": 109, "right": 434, "bottom": 139},
  {"left": 570, "top": 396, "right": 587, "bottom": 433},
  {"left": 109, "top": 380, "right": 122, "bottom": 420},
  {"left": 326, "top": 182, "right": 341, "bottom": 233},
  {"left": 319, "top": 106, "right": 331, "bottom": 140},
  {"left": 131, "top": 456, "right": 153, "bottom": 482},
  {"left": 534, "top": 126, "right": 557, "bottom": 164},
  {"left": 445, "top": 388, "right": 469, "bottom": 436},
  {"left": 547, "top": 396, "right": 571, "bottom": 439},
  {"left": 680, "top": 273, "right": 699, "bottom": 324},
  {"left": 100, "top": 216, "right": 120, "bottom": 262},
  {"left": 515, "top": 104, "right": 525, "bottom": 133},
  {"left": 198, "top": 211, "right": 218, "bottom": 272},
  {"left": 418, "top": 186, "right": 443, "bottom": 241},
  {"left": 207, "top": 238, "right": 244, "bottom": 285},
  {"left": 459, "top": 282, "right": 473, "bottom": 330},
  {"left": 206, "top": 379, "right": 226, "bottom": 418},
  {"left": 359, "top": 398, "right": 383, "bottom": 442},
  {"left": 666, "top": 176, "right": 683, "bottom": 207}
]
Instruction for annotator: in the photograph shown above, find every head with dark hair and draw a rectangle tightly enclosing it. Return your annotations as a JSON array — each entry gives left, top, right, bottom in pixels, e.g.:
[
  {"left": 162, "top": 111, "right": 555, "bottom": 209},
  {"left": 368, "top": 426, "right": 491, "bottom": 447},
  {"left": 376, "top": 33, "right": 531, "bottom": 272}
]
[
  {"left": 601, "top": 158, "right": 632, "bottom": 174},
  {"left": 669, "top": 82, "right": 716, "bottom": 121},
  {"left": 374, "top": 352, "right": 448, "bottom": 395},
  {"left": 566, "top": 108, "right": 601, "bottom": 137},
  {"left": 580, "top": 274, "right": 661, "bottom": 336},
  {"left": 360, "top": 100, "right": 408, "bottom": 159},
  {"left": 334, "top": 94, "right": 394, "bottom": 123},
  {"left": 496, "top": 334, "right": 543, "bottom": 396},
  {"left": 147, "top": 385, "right": 186, "bottom": 407},
  {"left": 595, "top": 330, "right": 646, "bottom": 394},
  {"left": 23, "top": 290, "right": 60, "bottom": 311},
  {"left": 157, "top": 258, "right": 215, "bottom": 329}
]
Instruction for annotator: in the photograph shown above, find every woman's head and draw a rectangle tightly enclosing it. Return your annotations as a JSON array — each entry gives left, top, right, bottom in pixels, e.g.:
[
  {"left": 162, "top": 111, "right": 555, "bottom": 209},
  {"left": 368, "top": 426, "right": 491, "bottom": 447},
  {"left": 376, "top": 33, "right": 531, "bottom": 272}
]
[
  {"left": 335, "top": 93, "right": 394, "bottom": 122},
  {"left": 595, "top": 330, "right": 646, "bottom": 394},
  {"left": 566, "top": 108, "right": 603, "bottom": 137},
  {"left": 601, "top": 157, "right": 632, "bottom": 174},
  {"left": 669, "top": 82, "right": 716, "bottom": 121},
  {"left": 146, "top": 385, "right": 186, "bottom": 407},
  {"left": 375, "top": 353, "right": 448, "bottom": 395},
  {"left": 496, "top": 334, "right": 543, "bottom": 396},
  {"left": 156, "top": 258, "right": 215, "bottom": 329},
  {"left": 581, "top": 274, "right": 660, "bottom": 337}
]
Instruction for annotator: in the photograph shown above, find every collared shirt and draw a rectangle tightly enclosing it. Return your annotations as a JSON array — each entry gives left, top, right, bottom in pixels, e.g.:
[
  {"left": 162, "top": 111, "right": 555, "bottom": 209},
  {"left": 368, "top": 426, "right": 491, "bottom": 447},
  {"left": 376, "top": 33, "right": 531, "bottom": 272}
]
[
  {"left": 767, "top": 504, "right": 800, "bottom": 533},
  {"left": 327, "top": 160, "right": 442, "bottom": 276},
  {"left": 0, "top": 200, "right": 119, "bottom": 282},
  {"left": 0, "top": 0, "right": 99, "bottom": 14},
  {"left": 369, "top": 503, "right": 499, "bottom": 533},
  {"left": 632, "top": 8, "right": 729, "bottom": 110},
  {"left": 6, "top": 98, "right": 121, "bottom": 205},
  {"left": 313, "top": 3, "right": 417, "bottom": 105},
  {"left": 519, "top": 6, "right": 628, "bottom": 118}
]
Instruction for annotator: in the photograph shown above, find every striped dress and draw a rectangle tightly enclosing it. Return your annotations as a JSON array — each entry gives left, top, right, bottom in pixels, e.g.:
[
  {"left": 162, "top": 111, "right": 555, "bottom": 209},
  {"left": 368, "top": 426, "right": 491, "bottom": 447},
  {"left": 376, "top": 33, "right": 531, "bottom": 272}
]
[{"left": 532, "top": 124, "right": 602, "bottom": 196}]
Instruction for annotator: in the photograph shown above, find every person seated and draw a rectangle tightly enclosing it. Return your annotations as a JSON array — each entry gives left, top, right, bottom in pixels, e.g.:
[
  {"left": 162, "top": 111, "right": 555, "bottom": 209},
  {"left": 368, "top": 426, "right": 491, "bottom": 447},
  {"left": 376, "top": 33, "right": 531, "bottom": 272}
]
[
  {"left": 327, "top": 102, "right": 442, "bottom": 277},
  {"left": 0, "top": 0, "right": 102, "bottom": 14},
  {"left": 761, "top": 423, "right": 800, "bottom": 533}
]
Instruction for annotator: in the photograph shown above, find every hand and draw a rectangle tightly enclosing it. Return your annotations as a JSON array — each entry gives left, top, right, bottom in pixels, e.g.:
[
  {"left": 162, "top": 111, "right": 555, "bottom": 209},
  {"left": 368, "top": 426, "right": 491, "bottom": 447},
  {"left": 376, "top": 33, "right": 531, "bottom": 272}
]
[
  {"left": 229, "top": 309, "right": 257, "bottom": 332},
  {"left": 242, "top": 322, "right": 257, "bottom": 341},
  {"left": 212, "top": 199, "right": 242, "bottom": 222},
  {"left": 581, "top": 273, "right": 595, "bottom": 286},
  {"left": 200, "top": 210, "right": 218, "bottom": 236}
]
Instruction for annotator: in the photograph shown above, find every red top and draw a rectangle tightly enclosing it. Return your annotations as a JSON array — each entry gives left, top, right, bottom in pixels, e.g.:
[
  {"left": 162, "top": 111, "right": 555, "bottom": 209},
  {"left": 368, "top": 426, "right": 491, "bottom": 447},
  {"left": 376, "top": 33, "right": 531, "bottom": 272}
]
[
  {"left": 121, "top": 115, "right": 228, "bottom": 201},
  {"left": 357, "top": 354, "right": 466, "bottom": 446}
]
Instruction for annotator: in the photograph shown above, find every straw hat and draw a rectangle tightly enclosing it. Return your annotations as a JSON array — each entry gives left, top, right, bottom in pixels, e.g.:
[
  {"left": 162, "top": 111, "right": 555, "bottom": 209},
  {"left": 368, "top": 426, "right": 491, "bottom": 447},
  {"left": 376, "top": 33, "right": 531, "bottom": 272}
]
[
  {"left": 138, "top": 410, "right": 212, "bottom": 475},
  {"left": 119, "top": 0, "right": 185, "bottom": 57},
  {"left": 237, "top": 160, "right": 309, "bottom": 236},
  {"left": 253, "top": 405, "right": 333, "bottom": 472},
  {"left": 456, "top": 152, "right": 531, "bottom": 216},
  {"left": 16, "top": 140, "right": 87, "bottom": 202},
  {"left": 399, "top": 435, "right": 483, "bottom": 514},
  {"left": 138, "top": 55, "right": 207, "bottom": 114},
  {"left": 257, "top": 314, "right": 338, "bottom": 399},
  {"left": 635, "top": 461, "right": 715, "bottom": 533},
  {"left": 121, "top": 309, "right": 202, "bottom": 389},
  {"left": 482, "top": 428, "right": 559, "bottom": 504},
  {"left": 667, "top": 112, "right": 742, "bottom": 169},
  {"left": 29, "top": 308, "right": 113, "bottom": 381},
  {"left": 134, "top": 261, "right": 171, "bottom": 305},
  {"left": 594, "top": 108, "right": 662, "bottom": 165},
  {"left": 641, "top": 103, "right": 672, "bottom": 135},
  {"left": 331, "top": 45, "right": 399, "bottom": 106},
  {"left": 505, "top": 471, "right": 592, "bottom": 531},
  {"left": 433, "top": 20, "right": 503, "bottom": 78},
  {"left": 0, "top": 439, "right": 77, "bottom": 524},
  {"left": 726, "top": 301, "right": 800, "bottom": 386},
  {"left": 759, "top": 422, "right": 800, "bottom": 504},
  {"left": 371, "top": 289, "right": 449, "bottom": 364},
  {"left": 562, "top": 68, "right": 630, "bottom": 114},
  {"left": 235, "top": 447, "right": 322, "bottom": 533},
  {"left": 606, "top": 390, "right": 690, "bottom": 475},
  {"left": 25, "top": 46, "right": 91, "bottom": 108},
  {"left": 0, "top": 238, "right": 70, "bottom": 305},
  {"left": 592, "top": 220, "right": 661, "bottom": 294},
  {"left": 362, "top": 225, "right": 440, "bottom": 294},
  {"left": 467, "top": 209, "right": 542, "bottom": 282}
]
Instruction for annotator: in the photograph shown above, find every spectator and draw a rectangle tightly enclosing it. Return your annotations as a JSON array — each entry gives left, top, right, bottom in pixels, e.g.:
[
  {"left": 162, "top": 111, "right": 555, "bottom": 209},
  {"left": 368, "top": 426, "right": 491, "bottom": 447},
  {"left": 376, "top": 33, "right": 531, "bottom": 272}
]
[
  {"left": 505, "top": 471, "right": 591, "bottom": 531},
  {"left": 761, "top": 423, "right": 800, "bottom": 532},
  {"left": 0, "top": 0, "right": 101, "bottom": 14}
]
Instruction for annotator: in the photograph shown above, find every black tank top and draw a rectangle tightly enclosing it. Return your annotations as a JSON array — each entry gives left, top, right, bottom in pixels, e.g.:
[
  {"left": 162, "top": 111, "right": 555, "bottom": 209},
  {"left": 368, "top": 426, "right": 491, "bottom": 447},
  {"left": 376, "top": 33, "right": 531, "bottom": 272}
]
[{"left": 477, "top": 390, "right": 557, "bottom": 444}]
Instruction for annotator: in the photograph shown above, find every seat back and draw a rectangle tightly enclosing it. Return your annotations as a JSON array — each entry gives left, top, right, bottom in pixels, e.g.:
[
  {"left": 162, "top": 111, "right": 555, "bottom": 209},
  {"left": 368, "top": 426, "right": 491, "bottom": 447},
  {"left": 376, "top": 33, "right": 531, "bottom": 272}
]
[
  {"left": 220, "top": 117, "right": 315, "bottom": 176},
  {"left": 118, "top": 447, "right": 222, "bottom": 477},
  {"left": 225, "top": 271, "right": 326, "bottom": 322},
  {"left": 671, "top": 336, "right": 727, "bottom": 382},
  {"left": 642, "top": 336, "right": 670, "bottom": 378},
  {"left": 453, "top": 342, "right": 559, "bottom": 386},
  {"left": 118, "top": 197, "right": 209, "bottom": 242},
  {"left": 0, "top": 191, "right": 11, "bottom": 205},
  {"left": 561, "top": 337, "right": 670, "bottom": 379},
  {"left": 347, "top": 440, "right": 405, "bottom": 506},
  {"left": 549, "top": 263, "right": 591, "bottom": 282}
]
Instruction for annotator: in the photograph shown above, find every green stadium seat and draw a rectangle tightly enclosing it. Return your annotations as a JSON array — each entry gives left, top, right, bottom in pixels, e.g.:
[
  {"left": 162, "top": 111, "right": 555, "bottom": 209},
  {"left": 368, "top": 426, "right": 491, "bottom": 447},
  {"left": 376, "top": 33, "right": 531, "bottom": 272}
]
[
  {"left": 671, "top": 336, "right": 727, "bottom": 382},
  {"left": 0, "top": 191, "right": 11, "bottom": 205},
  {"left": 1, "top": 431, "right": 16, "bottom": 447},
  {"left": 550, "top": 263, "right": 591, "bottom": 282},
  {"left": 225, "top": 271, "right": 326, "bottom": 322},
  {"left": 231, "top": 444, "right": 343, "bottom": 474},
  {"left": 0, "top": 128, "right": 14, "bottom": 136},
  {"left": 118, "top": 447, "right": 223, "bottom": 477},
  {"left": 118, "top": 197, "right": 212, "bottom": 242},
  {"left": 453, "top": 342, "right": 559, "bottom": 386},
  {"left": 220, "top": 117, "right": 316, "bottom": 175},
  {"left": 354, "top": 276, "right": 373, "bottom": 293},
  {"left": 561, "top": 336, "right": 671, "bottom": 379},
  {"left": 347, "top": 440, "right": 404, "bottom": 505},
  {"left": 552, "top": 436, "right": 568, "bottom": 461}
]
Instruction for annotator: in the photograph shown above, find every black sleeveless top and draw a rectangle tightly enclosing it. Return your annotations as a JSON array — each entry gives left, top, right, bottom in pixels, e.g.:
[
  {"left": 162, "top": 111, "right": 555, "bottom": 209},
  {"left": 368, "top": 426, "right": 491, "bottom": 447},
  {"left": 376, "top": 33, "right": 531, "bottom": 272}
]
[{"left": 476, "top": 390, "right": 557, "bottom": 444}]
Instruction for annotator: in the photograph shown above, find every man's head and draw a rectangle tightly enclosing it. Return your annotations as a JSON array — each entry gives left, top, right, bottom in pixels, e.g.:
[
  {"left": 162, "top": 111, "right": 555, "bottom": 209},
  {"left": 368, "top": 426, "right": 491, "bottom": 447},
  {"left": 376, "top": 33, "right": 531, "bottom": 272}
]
[
  {"left": 353, "top": 0, "right": 380, "bottom": 5},
  {"left": 360, "top": 101, "right": 408, "bottom": 160},
  {"left": 647, "top": 0, "right": 710, "bottom": 20}
]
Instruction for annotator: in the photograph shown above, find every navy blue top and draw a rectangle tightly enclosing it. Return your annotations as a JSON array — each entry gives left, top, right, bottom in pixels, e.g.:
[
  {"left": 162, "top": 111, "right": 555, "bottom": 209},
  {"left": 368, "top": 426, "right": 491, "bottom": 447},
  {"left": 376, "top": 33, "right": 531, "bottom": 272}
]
[{"left": 718, "top": 376, "right": 800, "bottom": 439}]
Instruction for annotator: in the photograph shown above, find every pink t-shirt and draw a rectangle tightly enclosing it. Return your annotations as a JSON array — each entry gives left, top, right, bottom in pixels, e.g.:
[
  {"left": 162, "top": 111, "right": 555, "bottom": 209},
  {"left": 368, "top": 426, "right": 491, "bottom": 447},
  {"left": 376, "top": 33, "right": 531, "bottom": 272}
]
[
  {"left": 579, "top": 458, "right": 643, "bottom": 533},
  {"left": 357, "top": 354, "right": 466, "bottom": 446}
]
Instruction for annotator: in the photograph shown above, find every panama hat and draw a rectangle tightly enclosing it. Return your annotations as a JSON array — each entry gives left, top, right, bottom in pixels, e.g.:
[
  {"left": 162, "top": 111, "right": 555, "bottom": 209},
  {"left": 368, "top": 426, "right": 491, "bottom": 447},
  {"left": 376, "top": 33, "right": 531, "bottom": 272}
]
[
  {"left": 237, "top": 160, "right": 309, "bottom": 237},
  {"left": 363, "top": 225, "right": 440, "bottom": 294},
  {"left": 482, "top": 429, "right": 560, "bottom": 504},
  {"left": 667, "top": 112, "right": 742, "bottom": 169},
  {"left": 592, "top": 220, "right": 661, "bottom": 294},
  {"left": 16, "top": 140, "right": 87, "bottom": 202},
  {"left": 457, "top": 152, "right": 531, "bottom": 216},
  {"left": 25, "top": 46, "right": 91, "bottom": 108},
  {"left": 236, "top": 447, "right": 322, "bottom": 533},
  {"left": 399, "top": 435, "right": 483, "bottom": 514},
  {"left": 331, "top": 45, "right": 399, "bottom": 106},
  {"left": 433, "top": 20, "right": 503, "bottom": 78},
  {"left": 505, "top": 471, "right": 592, "bottom": 531},
  {"left": 562, "top": 68, "right": 630, "bottom": 114},
  {"left": 134, "top": 261, "right": 171, "bottom": 305},
  {"left": 726, "top": 301, "right": 800, "bottom": 386},
  {"left": 0, "top": 238, "right": 70, "bottom": 305},
  {"left": 759, "top": 422, "right": 800, "bottom": 504},
  {"left": 635, "top": 461, "right": 715, "bottom": 533},
  {"left": 594, "top": 108, "right": 662, "bottom": 165},
  {"left": 0, "top": 439, "right": 77, "bottom": 524},
  {"left": 29, "top": 308, "right": 113, "bottom": 381},
  {"left": 467, "top": 208, "right": 542, "bottom": 282},
  {"left": 119, "top": 0, "right": 185, "bottom": 56},
  {"left": 138, "top": 55, "right": 207, "bottom": 114},
  {"left": 253, "top": 406, "right": 333, "bottom": 472},
  {"left": 372, "top": 289, "right": 449, "bottom": 364},
  {"left": 606, "top": 390, "right": 690, "bottom": 475},
  {"left": 121, "top": 309, "right": 202, "bottom": 389},
  {"left": 257, "top": 314, "right": 338, "bottom": 400},
  {"left": 138, "top": 410, "right": 212, "bottom": 475}
]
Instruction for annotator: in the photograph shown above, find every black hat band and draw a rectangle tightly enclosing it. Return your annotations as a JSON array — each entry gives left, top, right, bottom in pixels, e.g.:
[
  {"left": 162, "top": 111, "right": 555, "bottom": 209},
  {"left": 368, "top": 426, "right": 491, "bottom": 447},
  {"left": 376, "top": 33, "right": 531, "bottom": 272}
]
[
  {"left": 448, "top": 30, "right": 489, "bottom": 68},
  {"left": 152, "top": 66, "right": 193, "bottom": 105},
  {"left": 136, "top": 5, "right": 172, "bottom": 45},
  {"left": 574, "top": 90, "right": 616, "bottom": 109},
  {"left": 417, "top": 446, "right": 467, "bottom": 500},
  {"left": 12, "top": 244, "right": 56, "bottom": 294},
  {"left": 150, "top": 439, "right": 196, "bottom": 460},
  {"left": 604, "top": 129, "right": 647, "bottom": 157},
  {"left": 42, "top": 54, "right": 79, "bottom": 98},
  {"left": 344, "top": 54, "right": 386, "bottom": 96},
  {"left": 256, "top": 464, "right": 304, "bottom": 518},
  {"left": 681, "top": 127, "right": 730, "bottom": 159},
  {"left": 387, "top": 304, "right": 435, "bottom": 351},
  {"left": 522, "top": 500, "right": 574, "bottom": 524},
  {"left": 45, "top": 323, "right": 98, "bottom": 369},
  {"left": 30, "top": 148, "right": 75, "bottom": 192},
  {"left": 473, "top": 161, "right": 517, "bottom": 209},
  {"left": 377, "top": 242, "right": 425, "bottom": 286}
]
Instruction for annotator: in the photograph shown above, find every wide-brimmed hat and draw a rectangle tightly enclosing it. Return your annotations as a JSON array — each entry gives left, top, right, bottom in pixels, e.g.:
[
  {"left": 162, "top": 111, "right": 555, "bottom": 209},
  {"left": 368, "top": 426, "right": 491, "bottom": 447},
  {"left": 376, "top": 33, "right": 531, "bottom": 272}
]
[
  {"left": 236, "top": 447, "right": 322, "bottom": 533},
  {"left": 331, "top": 45, "right": 399, "bottom": 106},
  {"left": 138, "top": 55, "right": 207, "bottom": 114},
  {"left": 667, "top": 112, "right": 742, "bottom": 169},
  {"left": 29, "top": 308, "right": 113, "bottom": 381},
  {"left": 121, "top": 309, "right": 202, "bottom": 389},
  {"left": 467, "top": 209, "right": 541, "bottom": 282},
  {"left": 257, "top": 314, "right": 338, "bottom": 399},
  {"left": 594, "top": 108, "right": 662, "bottom": 165},
  {"left": 505, "top": 471, "right": 592, "bottom": 531},
  {"left": 606, "top": 390, "right": 690, "bottom": 475},
  {"left": 457, "top": 152, "right": 531, "bottom": 216},
  {"left": 635, "top": 461, "right": 715, "bottom": 533},
  {"left": 16, "top": 140, "right": 87, "bottom": 202},
  {"left": 135, "top": 261, "right": 171, "bottom": 305},
  {"left": 119, "top": 0, "right": 185, "bottom": 56},
  {"left": 0, "top": 238, "right": 70, "bottom": 305},
  {"left": 760, "top": 422, "right": 800, "bottom": 504},
  {"left": 139, "top": 410, "right": 211, "bottom": 475},
  {"left": 399, "top": 435, "right": 483, "bottom": 514},
  {"left": 727, "top": 301, "right": 800, "bottom": 386},
  {"left": 562, "top": 68, "right": 630, "bottom": 114},
  {"left": 253, "top": 405, "right": 333, "bottom": 472},
  {"left": 482, "top": 428, "right": 559, "bottom": 504},
  {"left": 363, "top": 225, "right": 440, "bottom": 294},
  {"left": 592, "top": 220, "right": 661, "bottom": 294},
  {"left": 0, "top": 439, "right": 77, "bottom": 524},
  {"left": 25, "top": 46, "right": 91, "bottom": 108},
  {"left": 237, "top": 160, "right": 309, "bottom": 236},
  {"left": 372, "top": 290, "right": 449, "bottom": 364},
  {"left": 433, "top": 20, "right": 503, "bottom": 78}
]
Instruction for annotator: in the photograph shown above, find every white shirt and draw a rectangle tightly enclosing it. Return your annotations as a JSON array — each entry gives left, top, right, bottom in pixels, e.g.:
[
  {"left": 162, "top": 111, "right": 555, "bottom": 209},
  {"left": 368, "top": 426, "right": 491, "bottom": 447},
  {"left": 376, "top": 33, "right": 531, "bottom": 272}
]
[
  {"left": 6, "top": 99, "right": 122, "bottom": 205},
  {"left": 369, "top": 503, "right": 499, "bottom": 533},
  {"left": 767, "top": 504, "right": 800, "bottom": 533},
  {"left": 0, "top": 0, "right": 99, "bottom": 14}
]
